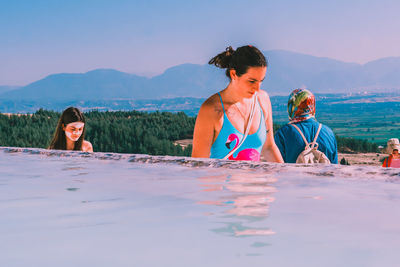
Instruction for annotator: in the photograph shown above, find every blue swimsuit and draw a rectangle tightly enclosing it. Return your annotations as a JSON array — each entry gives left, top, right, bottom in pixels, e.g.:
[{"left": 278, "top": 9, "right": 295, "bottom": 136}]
[{"left": 210, "top": 93, "right": 267, "bottom": 161}]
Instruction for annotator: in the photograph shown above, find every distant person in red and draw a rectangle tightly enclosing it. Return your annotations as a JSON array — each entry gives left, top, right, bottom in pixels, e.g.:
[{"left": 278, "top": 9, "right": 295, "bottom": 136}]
[
  {"left": 48, "top": 107, "right": 93, "bottom": 152},
  {"left": 382, "top": 138, "right": 400, "bottom": 168}
]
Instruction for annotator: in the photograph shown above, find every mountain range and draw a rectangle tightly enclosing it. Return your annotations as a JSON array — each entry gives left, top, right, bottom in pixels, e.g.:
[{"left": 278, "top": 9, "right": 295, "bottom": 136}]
[
  {"left": 0, "top": 86, "right": 21, "bottom": 94},
  {"left": 2, "top": 50, "right": 400, "bottom": 101}
]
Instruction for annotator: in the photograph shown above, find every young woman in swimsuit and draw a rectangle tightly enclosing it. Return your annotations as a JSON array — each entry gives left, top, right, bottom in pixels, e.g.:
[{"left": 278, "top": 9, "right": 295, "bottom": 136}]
[
  {"left": 192, "top": 45, "right": 283, "bottom": 162},
  {"left": 48, "top": 107, "right": 93, "bottom": 152}
]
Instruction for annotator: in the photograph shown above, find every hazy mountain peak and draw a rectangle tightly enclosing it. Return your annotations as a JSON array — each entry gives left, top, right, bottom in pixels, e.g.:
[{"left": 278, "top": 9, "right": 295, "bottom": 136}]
[
  {"left": 85, "top": 68, "right": 144, "bottom": 77},
  {"left": 363, "top": 56, "right": 400, "bottom": 67},
  {"left": 2, "top": 50, "right": 400, "bottom": 101}
]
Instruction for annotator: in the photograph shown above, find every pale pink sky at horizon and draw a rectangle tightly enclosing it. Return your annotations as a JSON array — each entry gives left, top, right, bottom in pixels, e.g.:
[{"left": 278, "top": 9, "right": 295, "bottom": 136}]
[{"left": 1, "top": 0, "right": 400, "bottom": 85}]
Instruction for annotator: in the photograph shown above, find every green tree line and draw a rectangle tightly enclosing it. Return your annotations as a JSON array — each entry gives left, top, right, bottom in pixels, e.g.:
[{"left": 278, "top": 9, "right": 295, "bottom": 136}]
[
  {"left": 0, "top": 109, "right": 378, "bottom": 155},
  {"left": 335, "top": 135, "right": 378, "bottom": 153},
  {"left": 0, "top": 109, "right": 195, "bottom": 156}
]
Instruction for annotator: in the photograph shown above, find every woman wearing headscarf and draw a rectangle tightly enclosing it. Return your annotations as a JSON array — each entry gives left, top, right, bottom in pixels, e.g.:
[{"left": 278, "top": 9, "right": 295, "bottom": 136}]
[
  {"left": 382, "top": 138, "right": 400, "bottom": 168},
  {"left": 274, "top": 88, "right": 338, "bottom": 163}
]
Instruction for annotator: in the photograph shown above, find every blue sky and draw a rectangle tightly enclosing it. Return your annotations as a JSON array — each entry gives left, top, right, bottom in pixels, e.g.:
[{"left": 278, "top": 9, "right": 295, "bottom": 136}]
[{"left": 1, "top": 0, "right": 400, "bottom": 85}]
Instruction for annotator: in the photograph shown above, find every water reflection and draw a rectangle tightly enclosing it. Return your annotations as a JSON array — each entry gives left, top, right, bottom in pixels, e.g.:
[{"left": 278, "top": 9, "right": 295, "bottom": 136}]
[{"left": 197, "top": 171, "right": 277, "bottom": 237}]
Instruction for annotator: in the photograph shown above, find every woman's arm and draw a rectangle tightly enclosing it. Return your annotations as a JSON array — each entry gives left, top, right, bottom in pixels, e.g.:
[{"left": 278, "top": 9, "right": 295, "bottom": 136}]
[
  {"left": 259, "top": 91, "right": 284, "bottom": 163},
  {"left": 273, "top": 129, "right": 286, "bottom": 163},
  {"left": 192, "top": 100, "right": 217, "bottom": 158}
]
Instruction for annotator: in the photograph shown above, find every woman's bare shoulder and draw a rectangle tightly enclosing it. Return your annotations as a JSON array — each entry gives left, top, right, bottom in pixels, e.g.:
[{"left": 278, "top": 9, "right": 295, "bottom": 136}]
[
  {"left": 257, "top": 90, "right": 271, "bottom": 102},
  {"left": 257, "top": 90, "right": 272, "bottom": 113},
  {"left": 82, "top": 140, "right": 93, "bottom": 152},
  {"left": 199, "top": 93, "right": 224, "bottom": 118}
]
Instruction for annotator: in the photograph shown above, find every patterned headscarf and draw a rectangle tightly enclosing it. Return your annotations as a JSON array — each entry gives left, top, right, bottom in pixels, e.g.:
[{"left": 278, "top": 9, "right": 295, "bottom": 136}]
[{"left": 287, "top": 88, "right": 316, "bottom": 123}]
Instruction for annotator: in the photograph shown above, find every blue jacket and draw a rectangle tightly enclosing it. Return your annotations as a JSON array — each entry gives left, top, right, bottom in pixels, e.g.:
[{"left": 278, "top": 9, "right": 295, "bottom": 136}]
[{"left": 274, "top": 118, "right": 338, "bottom": 164}]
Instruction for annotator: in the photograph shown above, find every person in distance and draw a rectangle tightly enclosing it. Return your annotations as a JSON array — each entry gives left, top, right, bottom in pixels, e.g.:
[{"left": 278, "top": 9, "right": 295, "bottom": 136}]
[{"left": 382, "top": 138, "right": 400, "bottom": 168}]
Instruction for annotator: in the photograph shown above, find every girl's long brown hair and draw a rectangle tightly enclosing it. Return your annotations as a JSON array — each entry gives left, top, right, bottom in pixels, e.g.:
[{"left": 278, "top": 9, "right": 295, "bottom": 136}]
[{"left": 48, "top": 107, "right": 86, "bottom": 150}]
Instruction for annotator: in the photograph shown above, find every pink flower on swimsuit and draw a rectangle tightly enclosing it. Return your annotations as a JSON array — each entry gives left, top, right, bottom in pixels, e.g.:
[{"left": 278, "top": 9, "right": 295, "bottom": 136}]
[{"left": 225, "top": 133, "right": 260, "bottom": 161}]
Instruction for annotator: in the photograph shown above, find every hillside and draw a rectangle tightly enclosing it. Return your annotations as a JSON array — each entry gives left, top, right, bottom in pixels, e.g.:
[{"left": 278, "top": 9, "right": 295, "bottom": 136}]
[{"left": 2, "top": 50, "right": 400, "bottom": 101}]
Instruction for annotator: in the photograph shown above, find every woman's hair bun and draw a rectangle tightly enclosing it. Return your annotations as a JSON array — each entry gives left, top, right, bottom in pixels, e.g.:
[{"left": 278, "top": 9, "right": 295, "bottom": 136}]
[
  {"left": 208, "top": 46, "right": 235, "bottom": 69},
  {"left": 209, "top": 45, "right": 267, "bottom": 79}
]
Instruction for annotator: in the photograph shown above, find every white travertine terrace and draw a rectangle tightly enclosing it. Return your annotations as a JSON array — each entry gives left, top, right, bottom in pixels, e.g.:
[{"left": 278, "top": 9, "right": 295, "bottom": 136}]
[{"left": 1, "top": 147, "right": 399, "bottom": 266}]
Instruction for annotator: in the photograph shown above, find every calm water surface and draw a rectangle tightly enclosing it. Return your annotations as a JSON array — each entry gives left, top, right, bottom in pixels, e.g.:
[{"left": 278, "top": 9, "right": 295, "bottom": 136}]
[{"left": 0, "top": 148, "right": 399, "bottom": 267}]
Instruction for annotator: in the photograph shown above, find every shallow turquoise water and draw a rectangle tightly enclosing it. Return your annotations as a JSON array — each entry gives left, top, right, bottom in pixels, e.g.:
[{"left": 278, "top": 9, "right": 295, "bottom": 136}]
[{"left": 0, "top": 148, "right": 399, "bottom": 267}]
